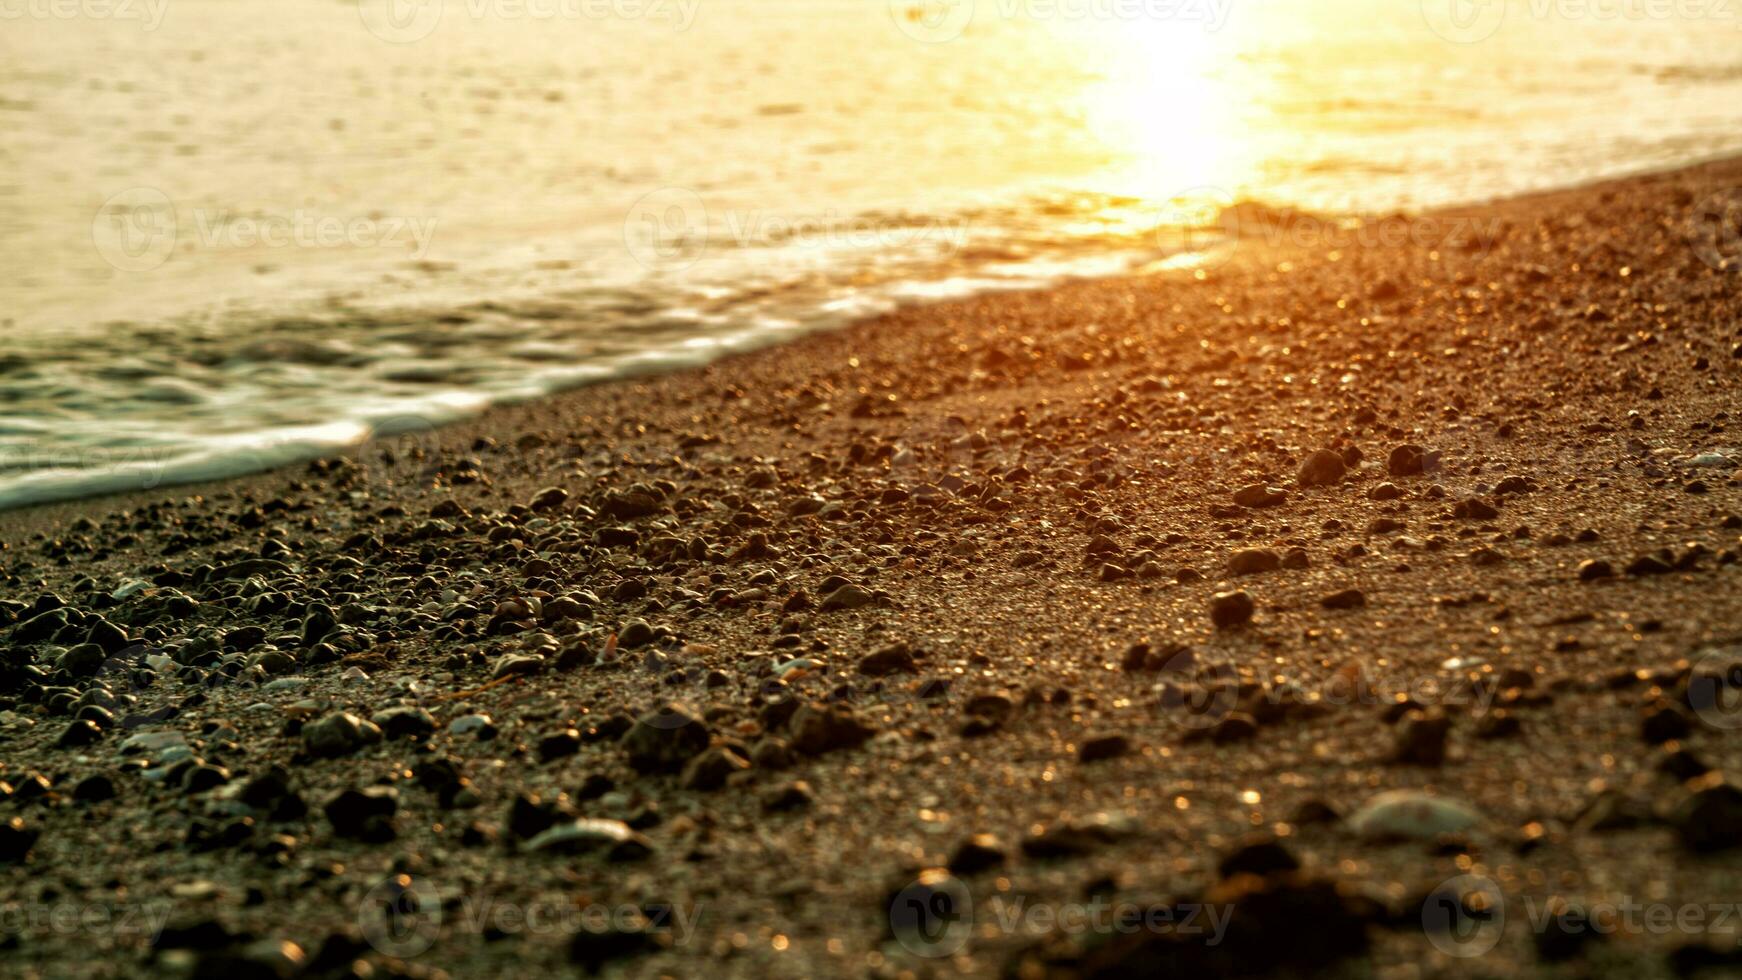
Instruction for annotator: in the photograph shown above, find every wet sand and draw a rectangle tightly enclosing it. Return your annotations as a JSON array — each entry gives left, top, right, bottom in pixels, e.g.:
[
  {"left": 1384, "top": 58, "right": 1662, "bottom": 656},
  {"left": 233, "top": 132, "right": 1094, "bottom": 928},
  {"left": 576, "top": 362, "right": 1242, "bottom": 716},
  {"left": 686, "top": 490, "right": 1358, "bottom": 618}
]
[{"left": 1, "top": 157, "right": 1740, "bottom": 979}]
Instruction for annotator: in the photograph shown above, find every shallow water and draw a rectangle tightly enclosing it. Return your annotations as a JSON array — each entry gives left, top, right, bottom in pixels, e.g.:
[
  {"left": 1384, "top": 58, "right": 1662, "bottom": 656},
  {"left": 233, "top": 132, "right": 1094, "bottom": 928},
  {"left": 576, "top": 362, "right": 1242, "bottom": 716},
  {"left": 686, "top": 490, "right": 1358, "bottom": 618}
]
[{"left": 3, "top": 0, "right": 1742, "bottom": 507}]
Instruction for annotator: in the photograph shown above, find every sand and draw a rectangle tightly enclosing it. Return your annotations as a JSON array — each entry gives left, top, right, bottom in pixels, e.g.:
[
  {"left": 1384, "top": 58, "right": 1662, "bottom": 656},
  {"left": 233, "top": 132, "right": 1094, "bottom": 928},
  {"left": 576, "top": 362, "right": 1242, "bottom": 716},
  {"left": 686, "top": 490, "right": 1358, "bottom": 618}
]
[{"left": 0, "top": 156, "right": 1740, "bottom": 979}]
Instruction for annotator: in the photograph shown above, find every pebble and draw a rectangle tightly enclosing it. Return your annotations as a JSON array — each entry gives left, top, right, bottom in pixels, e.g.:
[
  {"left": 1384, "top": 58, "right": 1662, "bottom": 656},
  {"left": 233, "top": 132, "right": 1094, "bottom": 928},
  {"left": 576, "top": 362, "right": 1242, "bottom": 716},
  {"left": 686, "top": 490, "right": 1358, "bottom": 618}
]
[
  {"left": 1228, "top": 549, "right": 1282, "bottom": 576},
  {"left": 788, "top": 702, "right": 876, "bottom": 755},
  {"left": 1626, "top": 554, "right": 1673, "bottom": 576},
  {"left": 1392, "top": 711, "right": 1452, "bottom": 765},
  {"left": 1217, "top": 833, "right": 1301, "bottom": 878},
  {"left": 1296, "top": 449, "right": 1347, "bottom": 487},
  {"left": 523, "top": 818, "right": 653, "bottom": 861},
  {"left": 1577, "top": 559, "right": 1615, "bottom": 581},
  {"left": 323, "top": 786, "right": 398, "bottom": 841},
  {"left": 682, "top": 745, "right": 751, "bottom": 790},
  {"left": 449, "top": 713, "right": 495, "bottom": 737},
  {"left": 763, "top": 779, "right": 813, "bottom": 812},
  {"left": 1077, "top": 733, "right": 1130, "bottom": 763},
  {"left": 1319, "top": 588, "right": 1367, "bottom": 610},
  {"left": 1233, "top": 484, "right": 1287, "bottom": 508},
  {"left": 1210, "top": 590, "right": 1255, "bottom": 628},
  {"left": 73, "top": 773, "right": 116, "bottom": 802},
  {"left": 948, "top": 833, "right": 1007, "bottom": 874},
  {"left": 1387, "top": 444, "right": 1439, "bottom": 477},
  {"left": 57, "top": 719, "right": 103, "bottom": 748},
  {"left": 620, "top": 703, "right": 711, "bottom": 773},
  {"left": 858, "top": 643, "right": 918, "bottom": 676},
  {"left": 0, "top": 818, "right": 37, "bottom": 862},
  {"left": 820, "top": 583, "right": 876, "bottom": 612},
  {"left": 491, "top": 654, "right": 544, "bottom": 679},
  {"left": 1348, "top": 790, "right": 1480, "bottom": 840},
  {"left": 302, "top": 712, "right": 383, "bottom": 759},
  {"left": 1668, "top": 774, "right": 1742, "bottom": 852},
  {"left": 372, "top": 706, "right": 436, "bottom": 739}
]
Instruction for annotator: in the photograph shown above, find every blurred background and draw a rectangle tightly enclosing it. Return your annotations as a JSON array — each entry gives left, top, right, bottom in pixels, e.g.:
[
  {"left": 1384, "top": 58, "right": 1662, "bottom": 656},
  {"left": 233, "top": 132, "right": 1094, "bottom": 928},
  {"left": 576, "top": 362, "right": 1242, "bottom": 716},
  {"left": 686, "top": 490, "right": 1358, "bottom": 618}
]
[{"left": 2, "top": 0, "right": 1741, "bottom": 506}]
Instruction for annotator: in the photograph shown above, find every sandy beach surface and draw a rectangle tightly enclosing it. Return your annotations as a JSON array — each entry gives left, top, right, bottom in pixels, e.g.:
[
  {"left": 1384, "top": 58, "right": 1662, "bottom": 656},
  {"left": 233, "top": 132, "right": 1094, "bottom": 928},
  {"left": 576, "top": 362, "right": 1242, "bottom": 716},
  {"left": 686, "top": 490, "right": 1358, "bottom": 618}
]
[{"left": 1, "top": 157, "right": 1741, "bottom": 979}]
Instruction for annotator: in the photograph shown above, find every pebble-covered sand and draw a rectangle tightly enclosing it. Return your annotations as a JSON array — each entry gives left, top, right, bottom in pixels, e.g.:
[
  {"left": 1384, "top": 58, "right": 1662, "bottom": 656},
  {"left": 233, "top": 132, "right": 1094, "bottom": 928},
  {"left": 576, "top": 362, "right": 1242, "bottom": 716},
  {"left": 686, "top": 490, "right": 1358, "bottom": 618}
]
[{"left": 1, "top": 159, "right": 1741, "bottom": 979}]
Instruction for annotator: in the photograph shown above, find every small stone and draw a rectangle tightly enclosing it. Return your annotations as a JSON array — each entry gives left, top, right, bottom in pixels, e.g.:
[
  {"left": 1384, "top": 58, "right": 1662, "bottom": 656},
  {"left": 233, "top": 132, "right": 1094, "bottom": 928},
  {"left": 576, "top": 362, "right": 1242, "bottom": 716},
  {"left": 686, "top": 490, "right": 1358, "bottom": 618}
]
[
  {"left": 789, "top": 702, "right": 876, "bottom": 755},
  {"left": 448, "top": 714, "right": 495, "bottom": 738},
  {"left": 858, "top": 644, "right": 918, "bottom": 677},
  {"left": 525, "top": 818, "right": 652, "bottom": 861},
  {"left": 1387, "top": 444, "right": 1439, "bottom": 477},
  {"left": 1210, "top": 712, "right": 1259, "bottom": 743},
  {"left": 820, "top": 584, "right": 876, "bottom": 612},
  {"left": 1319, "top": 588, "right": 1367, "bottom": 610},
  {"left": 1577, "top": 559, "right": 1615, "bottom": 581},
  {"left": 73, "top": 774, "right": 116, "bottom": 803},
  {"left": 1217, "top": 833, "right": 1301, "bottom": 878},
  {"left": 763, "top": 780, "right": 813, "bottom": 812},
  {"left": 1452, "top": 498, "right": 1499, "bottom": 521},
  {"left": 1210, "top": 590, "right": 1255, "bottom": 629},
  {"left": 750, "top": 737, "right": 793, "bottom": 771},
  {"left": 617, "top": 620, "right": 656, "bottom": 648},
  {"left": 1641, "top": 702, "right": 1692, "bottom": 744},
  {"left": 303, "top": 712, "right": 382, "bottom": 759},
  {"left": 300, "top": 603, "right": 338, "bottom": 647},
  {"left": 1228, "top": 549, "right": 1282, "bottom": 576},
  {"left": 1392, "top": 711, "right": 1451, "bottom": 766},
  {"left": 1368, "top": 482, "right": 1403, "bottom": 501},
  {"left": 58, "top": 719, "right": 103, "bottom": 748},
  {"left": 0, "top": 818, "right": 38, "bottom": 863},
  {"left": 1475, "top": 710, "right": 1521, "bottom": 739},
  {"left": 1625, "top": 554, "right": 1674, "bottom": 576},
  {"left": 1077, "top": 734, "right": 1130, "bottom": 763},
  {"left": 491, "top": 654, "right": 544, "bottom": 679},
  {"left": 1296, "top": 449, "right": 1347, "bottom": 487},
  {"left": 682, "top": 746, "right": 751, "bottom": 791},
  {"left": 948, "top": 833, "right": 1007, "bottom": 874},
  {"left": 1233, "top": 484, "right": 1287, "bottom": 508},
  {"left": 538, "top": 730, "right": 583, "bottom": 763},
  {"left": 620, "top": 703, "right": 711, "bottom": 773},
  {"left": 55, "top": 644, "right": 107, "bottom": 677},
  {"left": 528, "top": 486, "right": 569, "bottom": 511},
  {"left": 1349, "top": 790, "right": 1480, "bottom": 840},
  {"left": 323, "top": 787, "right": 398, "bottom": 841},
  {"left": 181, "top": 764, "right": 230, "bottom": 795},
  {"left": 1668, "top": 775, "right": 1742, "bottom": 852},
  {"left": 371, "top": 706, "right": 436, "bottom": 740}
]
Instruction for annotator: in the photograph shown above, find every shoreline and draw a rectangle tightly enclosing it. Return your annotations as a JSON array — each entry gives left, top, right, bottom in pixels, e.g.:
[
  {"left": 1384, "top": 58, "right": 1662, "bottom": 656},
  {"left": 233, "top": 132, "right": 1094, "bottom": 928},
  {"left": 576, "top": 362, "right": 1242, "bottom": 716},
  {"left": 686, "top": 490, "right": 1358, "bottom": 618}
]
[
  {"left": 7, "top": 149, "right": 1741, "bottom": 531},
  {"left": 1, "top": 154, "right": 1739, "bottom": 977}
]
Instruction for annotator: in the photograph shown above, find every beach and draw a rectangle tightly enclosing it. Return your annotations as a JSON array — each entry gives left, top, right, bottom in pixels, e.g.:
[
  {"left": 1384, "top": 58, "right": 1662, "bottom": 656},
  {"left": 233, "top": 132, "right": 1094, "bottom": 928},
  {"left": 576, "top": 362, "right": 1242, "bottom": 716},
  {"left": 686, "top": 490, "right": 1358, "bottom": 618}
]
[{"left": 0, "top": 155, "right": 1740, "bottom": 978}]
